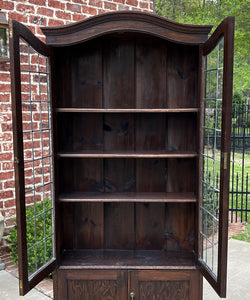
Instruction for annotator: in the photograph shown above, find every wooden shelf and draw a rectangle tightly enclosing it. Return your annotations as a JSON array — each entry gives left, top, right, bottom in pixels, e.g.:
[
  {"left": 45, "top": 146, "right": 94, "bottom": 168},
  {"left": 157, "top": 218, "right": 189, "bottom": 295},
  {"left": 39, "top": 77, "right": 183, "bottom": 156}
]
[
  {"left": 60, "top": 249, "right": 196, "bottom": 270},
  {"left": 57, "top": 151, "right": 197, "bottom": 158},
  {"left": 56, "top": 108, "right": 199, "bottom": 113},
  {"left": 58, "top": 192, "right": 197, "bottom": 203}
]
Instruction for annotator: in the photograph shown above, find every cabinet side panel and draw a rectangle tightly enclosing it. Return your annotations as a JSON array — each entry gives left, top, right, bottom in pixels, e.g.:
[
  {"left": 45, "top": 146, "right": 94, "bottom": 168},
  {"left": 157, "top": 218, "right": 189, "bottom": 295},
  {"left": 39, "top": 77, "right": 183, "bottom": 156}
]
[
  {"left": 103, "top": 38, "right": 135, "bottom": 108},
  {"left": 165, "top": 203, "right": 195, "bottom": 251},
  {"left": 136, "top": 39, "right": 167, "bottom": 108},
  {"left": 62, "top": 203, "right": 74, "bottom": 249},
  {"left": 55, "top": 50, "right": 72, "bottom": 108},
  {"left": 167, "top": 45, "right": 199, "bottom": 108}
]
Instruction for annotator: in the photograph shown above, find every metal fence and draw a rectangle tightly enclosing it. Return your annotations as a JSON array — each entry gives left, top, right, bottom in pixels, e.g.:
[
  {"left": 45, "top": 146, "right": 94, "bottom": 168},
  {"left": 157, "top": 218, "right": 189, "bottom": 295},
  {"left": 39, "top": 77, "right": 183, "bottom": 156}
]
[
  {"left": 229, "top": 104, "right": 250, "bottom": 223},
  {"left": 206, "top": 104, "right": 250, "bottom": 223}
]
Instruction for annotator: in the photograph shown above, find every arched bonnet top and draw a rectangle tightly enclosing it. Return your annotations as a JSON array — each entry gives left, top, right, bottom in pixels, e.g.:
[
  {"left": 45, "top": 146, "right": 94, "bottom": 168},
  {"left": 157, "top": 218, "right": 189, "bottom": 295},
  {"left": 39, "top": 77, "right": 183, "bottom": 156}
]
[{"left": 41, "top": 11, "right": 213, "bottom": 46}]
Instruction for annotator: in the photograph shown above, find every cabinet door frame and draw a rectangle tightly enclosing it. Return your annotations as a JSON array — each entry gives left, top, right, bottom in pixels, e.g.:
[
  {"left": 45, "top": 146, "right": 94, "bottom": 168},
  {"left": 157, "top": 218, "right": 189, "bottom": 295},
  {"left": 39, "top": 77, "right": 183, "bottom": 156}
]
[
  {"left": 10, "top": 20, "right": 56, "bottom": 295},
  {"left": 56, "top": 269, "right": 127, "bottom": 300},
  {"left": 129, "top": 270, "right": 201, "bottom": 300},
  {"left": 198, "top": 16, "right": 234, "bottom": 297}
]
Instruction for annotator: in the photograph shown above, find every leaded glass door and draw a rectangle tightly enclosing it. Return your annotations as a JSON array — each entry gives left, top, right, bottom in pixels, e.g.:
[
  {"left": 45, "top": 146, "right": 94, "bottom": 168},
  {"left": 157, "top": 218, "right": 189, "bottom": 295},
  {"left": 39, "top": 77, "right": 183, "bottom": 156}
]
[
  {"left": 199, "top": 17, "right": 234, "bottom": 297},
  {"left": 10, "top": 20, "right": 56, "bottom": 295}
]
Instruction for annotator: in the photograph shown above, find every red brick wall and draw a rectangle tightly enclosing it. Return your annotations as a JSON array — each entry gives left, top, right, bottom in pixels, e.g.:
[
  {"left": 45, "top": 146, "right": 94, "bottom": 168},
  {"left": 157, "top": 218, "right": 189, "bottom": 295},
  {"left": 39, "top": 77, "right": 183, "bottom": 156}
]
[{"left": 0, "top": 0, "right": 154, "bottom": 253}]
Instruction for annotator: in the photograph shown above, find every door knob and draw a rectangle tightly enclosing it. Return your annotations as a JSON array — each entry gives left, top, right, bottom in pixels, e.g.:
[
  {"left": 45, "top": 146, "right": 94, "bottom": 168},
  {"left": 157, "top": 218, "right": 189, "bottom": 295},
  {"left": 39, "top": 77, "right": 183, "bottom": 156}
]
[{"left": 130, "top": 292, "right": 135, "bottom": 299}]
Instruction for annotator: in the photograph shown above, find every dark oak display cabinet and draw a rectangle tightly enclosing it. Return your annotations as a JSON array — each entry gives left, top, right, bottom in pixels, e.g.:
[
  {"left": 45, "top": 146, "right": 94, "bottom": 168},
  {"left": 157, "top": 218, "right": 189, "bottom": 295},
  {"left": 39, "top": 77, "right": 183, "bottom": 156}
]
[{"left": 10, "top": 12, "right": 234, "bottom": 299}]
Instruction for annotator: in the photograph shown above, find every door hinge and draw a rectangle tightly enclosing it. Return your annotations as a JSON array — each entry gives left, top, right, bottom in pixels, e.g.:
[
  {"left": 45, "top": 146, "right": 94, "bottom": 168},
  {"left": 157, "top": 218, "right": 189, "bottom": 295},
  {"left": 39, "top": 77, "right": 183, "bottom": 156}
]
[
  {"left": 9, "top": 20, "right": 13, "bottom": 38},
  {"left": 19, "top": 279, "right": 23, "bottom": 294}
]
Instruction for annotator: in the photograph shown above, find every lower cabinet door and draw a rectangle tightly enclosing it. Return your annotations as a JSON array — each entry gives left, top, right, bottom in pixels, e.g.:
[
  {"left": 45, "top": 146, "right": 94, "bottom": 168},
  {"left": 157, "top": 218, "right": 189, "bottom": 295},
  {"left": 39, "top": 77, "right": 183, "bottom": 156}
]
[
  {"left": 55, "top": 269, "right": 201, "bottom": 300},
  {"left": 55, "top": 269, "right": 128, "bottom": 300},
  {"left": 129, "top": 270, "right": 201, "bottom": 300}
]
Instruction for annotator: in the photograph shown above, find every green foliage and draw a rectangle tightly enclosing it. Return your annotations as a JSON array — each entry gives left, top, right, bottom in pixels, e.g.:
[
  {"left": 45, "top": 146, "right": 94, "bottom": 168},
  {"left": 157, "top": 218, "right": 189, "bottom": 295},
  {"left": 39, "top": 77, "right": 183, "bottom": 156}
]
[
  {"left": 155, "top": 0, "right": 250, "bottom": 99},
  {"left": 232, "top": 224, "right": 250, "bottom": 242},
  {"left": 8, "top": 198, "right": 53, "bottom": 274}
]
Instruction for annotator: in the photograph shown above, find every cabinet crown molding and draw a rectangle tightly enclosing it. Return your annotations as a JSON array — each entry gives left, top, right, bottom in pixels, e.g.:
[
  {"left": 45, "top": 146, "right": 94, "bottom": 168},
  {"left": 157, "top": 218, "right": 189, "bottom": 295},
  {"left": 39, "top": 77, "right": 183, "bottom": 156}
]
[{"left": 41, "top": 11, "right": 213, "bottom": 46}]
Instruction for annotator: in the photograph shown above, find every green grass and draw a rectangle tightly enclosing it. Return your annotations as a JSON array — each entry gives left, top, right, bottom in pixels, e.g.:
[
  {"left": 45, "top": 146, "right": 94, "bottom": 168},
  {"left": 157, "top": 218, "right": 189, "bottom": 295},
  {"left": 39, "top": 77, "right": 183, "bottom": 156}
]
[{"left": 232, "top": 224, "right": 250, "bottom": 243}]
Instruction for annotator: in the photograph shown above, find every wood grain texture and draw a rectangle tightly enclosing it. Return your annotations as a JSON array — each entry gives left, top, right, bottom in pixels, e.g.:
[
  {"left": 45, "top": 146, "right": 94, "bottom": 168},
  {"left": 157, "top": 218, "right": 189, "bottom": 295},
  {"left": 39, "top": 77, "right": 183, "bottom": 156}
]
[
  {"left": 103, "top": 38, "right": 135, "bottom": 108},
  {"left": 136, "top": 39, "right": 167, "bottom": 108},
  {"left": 164, "top": 203, "right": 195, "bottom": 251},
  {"left": 42, "top": 11, "right": 212, "bottom": 46},
  {"left": 130, "top": 270, "right": 201, "bottom": 300},
  {"left": 71, "top": 42, "right": 102, "bottom": 108},
  {"left": 60, "top": 250, "right": 196, "bottom": 269},
  {"left": 167, "top": 44, "right": 199, "bottom": 108},
  {"left": 104, "top": 203, "right": 135, "bottom": 249},
  {"left": 136, "top": 203, "right": 165, "bottom": 250},
  {"left": 56, "top": 269, "right": 127, "bottom": 300}
]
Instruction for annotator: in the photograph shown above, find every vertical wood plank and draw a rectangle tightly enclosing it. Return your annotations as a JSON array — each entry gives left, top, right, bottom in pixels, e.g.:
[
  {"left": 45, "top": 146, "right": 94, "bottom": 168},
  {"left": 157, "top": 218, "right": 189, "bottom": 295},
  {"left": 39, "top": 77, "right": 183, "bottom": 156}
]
[
  {"left": 136, "top": 158, "right": 166, "bottom": 249},
  {"left": 104, "top": 114, "right": 134, "bottom": 152},
  {"left": 59, "top": 158, "right": 104, "bottom": 193},
  {"left": 136, "top": 158, "right": 166, "bottom": 192},
  {"left": 105, "top": 158, "right": 135, "bottom": 193},
  {"left": 58, "top": 113, "right": 103, "bottom": 152},
  {"left": 74, "top": 202, "right": 104, "bottom": 249},
  {"left": 136, "top": 113, "right": 166, "bottom": 151},
  {"left": 103, "top": 38, "right": 135, "bottom": 108},
  {"left": 167, "top": 44, "right": 199, "bottom": 108},
  {"left": 72, "top": 42, "right": 102, "bottom": 108},
  {"left": 166, "top": 113, "right": 197, "bottom": 152},
  {"left": 166, "top": 158, "right": 195, "bottom": 193},
  {"left": 104, "top": 158, "right": 135, "bottom": 249},
  {"left": 136, "top": 38, "right": 167, "bottom": 108},
  {"left": 165, "top": 203, "right": 195, "bottom": 251},
  {"left": 104, "top": 203, "right": 135, "bottom": 249},
  {"left": 136, "top": 203, "right": 165, "bottom": 249}
]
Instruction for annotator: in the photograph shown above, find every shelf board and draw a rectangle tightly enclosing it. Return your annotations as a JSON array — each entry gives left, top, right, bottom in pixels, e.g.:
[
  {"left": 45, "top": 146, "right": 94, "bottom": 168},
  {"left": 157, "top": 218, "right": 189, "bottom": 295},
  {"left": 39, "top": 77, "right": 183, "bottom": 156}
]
[
  {"left": 60, "top": 249, "right": 196, "bottom": 270},
  {"left": 58, "top": 192, "right": 197, "bottom": 203},
  {"left": 56, "top": 108, "right": 199, "bottom": 113},
  {"left": 57, "top": 151, "right": 197, "bottom": 158}
]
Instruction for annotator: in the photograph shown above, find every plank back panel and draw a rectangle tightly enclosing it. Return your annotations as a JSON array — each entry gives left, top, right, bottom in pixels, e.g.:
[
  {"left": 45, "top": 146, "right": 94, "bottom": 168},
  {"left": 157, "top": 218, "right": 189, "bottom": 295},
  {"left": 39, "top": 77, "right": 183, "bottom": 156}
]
[
  {"left": 104, "top": 203, "right": 135, "bottom": 249},
  {"left": 74, "top": 203, "right": 104, "bottom": 249},
  {"left": 58, "top": 113, "right": 103, "bottom": 152},
  {"left": 136, "top": 114, "right": 166, "bottom": 151},
  {"left": 71, "top": 42, "right": 102, "bottom": 108},
  {"left": 167, "top": 44, "right": 199, "bottom": 108},
  {"left": 104, "top": 114, "right": 134, "bottom": 152},
  {"left": 165, "top": 203, "right": 195, "bottom": 251},
  {"left": 166, "top": 113, "right": 197, "bottom": 152},
  {"left": 136, "top": 38, "right": 167, "bottom": 108},
  {"left": 103, "top": 38, "right": 135, "bottom": 108}
]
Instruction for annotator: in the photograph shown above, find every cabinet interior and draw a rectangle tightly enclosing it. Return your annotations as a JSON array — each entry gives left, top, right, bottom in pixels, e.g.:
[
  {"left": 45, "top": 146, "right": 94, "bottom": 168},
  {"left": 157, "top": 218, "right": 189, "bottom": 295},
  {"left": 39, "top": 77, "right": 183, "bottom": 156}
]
[{"left": 54, "top": 33, "right": 199, "bottom": 268}]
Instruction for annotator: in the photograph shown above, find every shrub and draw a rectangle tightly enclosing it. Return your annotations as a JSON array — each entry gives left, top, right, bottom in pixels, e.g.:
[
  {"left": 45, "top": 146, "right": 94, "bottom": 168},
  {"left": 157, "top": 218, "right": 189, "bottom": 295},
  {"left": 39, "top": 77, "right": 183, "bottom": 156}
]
[{"left": 8, "top": 198, "right": 53, "bottom": 275}]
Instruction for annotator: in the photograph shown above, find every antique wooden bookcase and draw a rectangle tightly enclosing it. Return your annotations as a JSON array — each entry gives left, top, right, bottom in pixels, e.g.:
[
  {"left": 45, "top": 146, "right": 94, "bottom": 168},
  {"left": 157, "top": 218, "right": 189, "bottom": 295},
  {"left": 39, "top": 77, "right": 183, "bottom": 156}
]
[{"left": 10, "top": 12, "right": 234, "bottom": 299}]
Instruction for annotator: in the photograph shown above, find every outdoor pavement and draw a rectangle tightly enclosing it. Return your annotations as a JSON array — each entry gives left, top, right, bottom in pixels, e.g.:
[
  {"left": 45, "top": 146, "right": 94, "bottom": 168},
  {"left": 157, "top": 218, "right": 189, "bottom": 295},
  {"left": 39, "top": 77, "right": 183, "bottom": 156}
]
[{"left": 0, "top": 238, "right": 249, "bottom": 299}]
